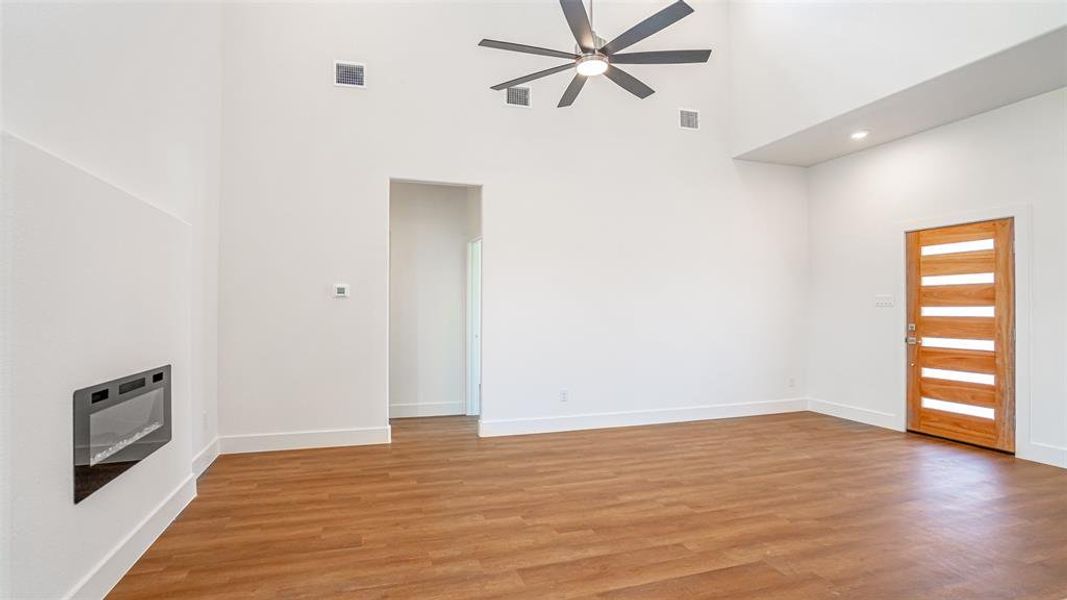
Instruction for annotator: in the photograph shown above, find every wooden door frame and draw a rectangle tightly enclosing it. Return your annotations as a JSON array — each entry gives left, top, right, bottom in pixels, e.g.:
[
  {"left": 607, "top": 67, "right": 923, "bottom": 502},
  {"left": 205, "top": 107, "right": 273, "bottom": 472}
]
[{"left": 896, "top": 204, "right": 1037, "bottom": 459}]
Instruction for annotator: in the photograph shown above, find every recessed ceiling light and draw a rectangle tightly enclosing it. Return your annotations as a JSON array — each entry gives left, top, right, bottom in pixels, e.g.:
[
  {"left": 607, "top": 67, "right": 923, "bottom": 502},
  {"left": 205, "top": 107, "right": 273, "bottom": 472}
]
[{"left": 850, "top": 130, "right": 870, "bottom": 140}]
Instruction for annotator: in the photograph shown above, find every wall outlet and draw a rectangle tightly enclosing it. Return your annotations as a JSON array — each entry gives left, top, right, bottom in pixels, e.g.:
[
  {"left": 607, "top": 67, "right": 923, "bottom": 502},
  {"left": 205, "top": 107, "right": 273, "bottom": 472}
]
[
  {"left": 559, "top": 389, "right": 569, "bottom": 403},
  {"left": 788, "top": 377, "right": 796, "bottom": 389}
]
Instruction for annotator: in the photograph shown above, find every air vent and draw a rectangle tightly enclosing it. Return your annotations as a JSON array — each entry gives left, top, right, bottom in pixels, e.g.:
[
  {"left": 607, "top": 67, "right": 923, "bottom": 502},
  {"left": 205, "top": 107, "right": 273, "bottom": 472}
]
[
  {"left": 679, "top": 109, "right": 699, "bottom": 130},
  {"left": 506, "top": 87, "right": 530, "bottom": 107},
  {"left": 335, "top": 61, "right": 365, "bottom": 88}
]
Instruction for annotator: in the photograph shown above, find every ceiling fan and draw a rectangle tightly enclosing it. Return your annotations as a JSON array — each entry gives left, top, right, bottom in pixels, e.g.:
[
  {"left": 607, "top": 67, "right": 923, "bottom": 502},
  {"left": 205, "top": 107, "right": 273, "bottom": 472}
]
[{"left": 479, "top": 0, "right": 711, "bottom": 107}]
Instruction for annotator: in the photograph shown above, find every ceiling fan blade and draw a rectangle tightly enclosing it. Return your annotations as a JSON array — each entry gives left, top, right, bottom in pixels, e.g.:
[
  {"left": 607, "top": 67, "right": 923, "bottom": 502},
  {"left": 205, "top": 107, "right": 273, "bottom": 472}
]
[
  {"left": 478, "top": 39, "right": 578, "bottom": 60},
  {"left": 609, "top": 49, "right": 711, "bottom": 64},
  {"left": 604, "top": 65, "right": 654, "bottom": 99},
  {"left": 600, "top": 1, "right": 694, "bottom": 56},
  {"left": 490, "top": 63, "right": 575, "bottom": 90},
  {"left": 557, "top": 74, "right": 587, "bottom": 107},
  {"left": 560, "top": 0, "right": 596, "bottom": 53}
]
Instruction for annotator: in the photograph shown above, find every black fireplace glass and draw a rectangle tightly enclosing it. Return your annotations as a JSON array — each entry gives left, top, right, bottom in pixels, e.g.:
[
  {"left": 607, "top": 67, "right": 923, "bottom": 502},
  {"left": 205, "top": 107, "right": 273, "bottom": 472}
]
[{"left": 73, "top": 365, "right": 172, "bottom": 503}]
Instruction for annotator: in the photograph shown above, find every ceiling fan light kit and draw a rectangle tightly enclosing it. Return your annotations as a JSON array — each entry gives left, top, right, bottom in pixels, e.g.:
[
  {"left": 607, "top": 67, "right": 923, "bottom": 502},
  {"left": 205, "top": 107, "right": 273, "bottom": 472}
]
[
  {"left": 575, "top": 54, "right": 609, "bottom": 77},
  {"left": 479, "top": 0, "right": 712, "bottom": 108}
]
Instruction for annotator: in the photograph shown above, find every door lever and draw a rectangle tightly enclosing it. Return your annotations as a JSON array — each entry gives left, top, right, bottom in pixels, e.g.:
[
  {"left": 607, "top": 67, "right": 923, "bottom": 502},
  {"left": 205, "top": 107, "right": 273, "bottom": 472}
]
[{"left": 905, "top": 336, "right": 919, "bottom": 345}]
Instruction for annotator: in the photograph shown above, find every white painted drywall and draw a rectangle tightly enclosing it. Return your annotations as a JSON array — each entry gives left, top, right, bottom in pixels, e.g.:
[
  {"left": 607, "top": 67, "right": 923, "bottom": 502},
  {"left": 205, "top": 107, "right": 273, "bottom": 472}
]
[
  {"left": 729, "top": 0, "right": 1067, "bottom": 156},
  {"left": 806, "top": 88, "right": 1067, "bottom": 467},
  {"left": 0, "top": 2, "right": 11, "bottom": 593},
  {"left": 218, "top": 1, "right": 809, "bottom": 442},
  {"left": 5, "top": 135, "right": 196, "bottom": 599},
  {"left": 2, "top": 2, "right": 222, "bottom": 597},
  {"left": 2, "top": 0, "right": 222, "bottom": 462},
  {"left": 389, "top": 182, "right": 480, "bottom": 418}
]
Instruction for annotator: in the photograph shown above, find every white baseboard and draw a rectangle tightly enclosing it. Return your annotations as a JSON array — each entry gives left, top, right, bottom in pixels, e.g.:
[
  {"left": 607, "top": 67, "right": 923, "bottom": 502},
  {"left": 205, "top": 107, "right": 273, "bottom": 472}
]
[
  {"left": 806, "top": 398, "right": 900, "bottom": 431},
  {"left": 192, "top": 438, "right": 220, "bottom": 478},
  {"left": 389, "top": 402, "right": 466, "bottom": 418},
  {"left": 1018, "top": 441, "right": 1067, "bottom": 469},
  {"left": 219, "top": 426, "right": 391, "bottom": 454},
  {"left": 807, "top": 398, "right": 1066, "bottom": 470},
  {"left": 478, "top": 398, "right": 807, "bottom": 437},
  {"left": 66, "top": 474, "right": 196, "bottom": 600}
]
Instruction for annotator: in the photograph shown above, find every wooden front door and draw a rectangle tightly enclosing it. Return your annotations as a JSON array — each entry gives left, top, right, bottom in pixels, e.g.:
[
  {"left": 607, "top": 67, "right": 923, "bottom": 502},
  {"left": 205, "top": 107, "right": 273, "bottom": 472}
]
[{"left": 906, "top": 219, "right": 1015, "bottom": 452}]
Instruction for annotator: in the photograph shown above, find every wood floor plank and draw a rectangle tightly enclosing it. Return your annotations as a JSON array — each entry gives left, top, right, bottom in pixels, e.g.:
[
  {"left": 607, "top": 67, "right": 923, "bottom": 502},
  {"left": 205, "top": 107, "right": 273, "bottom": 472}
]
[{"left": 108, "top": 413, "right": 1067, "bottom": 600}]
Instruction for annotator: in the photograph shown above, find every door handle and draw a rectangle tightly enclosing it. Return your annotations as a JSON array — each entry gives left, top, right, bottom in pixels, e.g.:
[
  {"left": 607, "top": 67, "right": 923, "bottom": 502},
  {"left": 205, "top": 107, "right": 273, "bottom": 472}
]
[{"left": 905, "top": 336, "right": 919, "bottom": 345}]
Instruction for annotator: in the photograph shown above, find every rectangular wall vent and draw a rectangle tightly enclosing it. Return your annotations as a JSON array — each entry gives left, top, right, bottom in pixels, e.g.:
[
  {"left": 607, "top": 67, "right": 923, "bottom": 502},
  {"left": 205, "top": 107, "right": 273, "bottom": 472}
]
[
  {"left": 335, "top": 61, "right": 366, "bottom": 88},
  {"left": 506, "top": 87, "right": 530, "bottom": 107},
  {"left": 679, "top": 109, "right": 699, "bottom": 130}
]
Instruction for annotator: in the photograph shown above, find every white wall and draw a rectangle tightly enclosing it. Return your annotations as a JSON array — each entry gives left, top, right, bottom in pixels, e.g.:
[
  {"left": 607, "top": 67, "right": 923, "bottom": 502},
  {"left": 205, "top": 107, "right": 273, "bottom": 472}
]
[
  {"left": 729, "top": 0, "right": 1067, "bottom": 155},
  {"left": 389, "top": 182, "right": 480, "bottom": 418},
  {"left": 2, "top": 2, "right": 222, "bottom": 597},
  {"left": 0, "top": 3, "right": 11, "bottom": 594},
  {"left": 219, "top": 1, "right": 810, "bottom": 443},
  {"left": 806, "top": 88, "right": 1067, "bottom": 468}
]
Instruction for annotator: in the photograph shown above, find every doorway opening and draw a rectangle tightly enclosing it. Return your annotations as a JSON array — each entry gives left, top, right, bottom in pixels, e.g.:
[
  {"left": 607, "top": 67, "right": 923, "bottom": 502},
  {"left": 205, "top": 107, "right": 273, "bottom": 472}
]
[
  {"left": 388, "top": 180, "right": 482, "bottom": 421},
  {"left": 905, "top": 218, "right": 1015, "bottom": 452}
]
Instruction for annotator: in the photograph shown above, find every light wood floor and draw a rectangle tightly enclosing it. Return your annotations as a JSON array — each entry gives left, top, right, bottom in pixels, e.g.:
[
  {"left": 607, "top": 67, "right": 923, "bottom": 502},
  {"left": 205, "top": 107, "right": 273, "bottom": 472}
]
[{"left": 110, "top": 413, "right": 1067, "bottom": 599}]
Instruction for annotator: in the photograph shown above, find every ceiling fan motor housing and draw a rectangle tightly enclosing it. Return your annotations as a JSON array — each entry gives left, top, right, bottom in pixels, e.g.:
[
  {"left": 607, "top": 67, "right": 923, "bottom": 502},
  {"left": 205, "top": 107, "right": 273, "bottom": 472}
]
[{"left": 576, "top": 33, "right": 608, "bottom": 54}]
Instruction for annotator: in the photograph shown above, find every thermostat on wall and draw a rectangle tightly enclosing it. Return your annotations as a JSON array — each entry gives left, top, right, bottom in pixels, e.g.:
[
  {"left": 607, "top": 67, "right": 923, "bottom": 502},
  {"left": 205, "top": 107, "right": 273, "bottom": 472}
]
[{"left": 333, "top": 283, "right": 351, "bottom": 298}]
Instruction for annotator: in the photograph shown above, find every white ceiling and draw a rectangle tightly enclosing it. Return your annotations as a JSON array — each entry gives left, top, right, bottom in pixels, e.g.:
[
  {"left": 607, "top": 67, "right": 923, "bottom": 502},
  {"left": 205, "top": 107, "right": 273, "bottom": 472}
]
[{"left": 734, "top": 26, "right": 1067, "bottom": 167}]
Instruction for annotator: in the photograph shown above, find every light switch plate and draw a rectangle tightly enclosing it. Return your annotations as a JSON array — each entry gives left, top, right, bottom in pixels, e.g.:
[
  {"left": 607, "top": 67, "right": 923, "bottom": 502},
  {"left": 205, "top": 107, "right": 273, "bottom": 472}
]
[
  {"left": 874, "top": 294, "right": 895, "bottom": 308},
  {"left": 333, "top": 283, "right": 351, "bottom": 298}
]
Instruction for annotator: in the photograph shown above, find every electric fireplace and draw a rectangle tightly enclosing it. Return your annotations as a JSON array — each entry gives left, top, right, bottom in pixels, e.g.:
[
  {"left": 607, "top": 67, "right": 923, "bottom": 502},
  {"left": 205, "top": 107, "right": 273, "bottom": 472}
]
[{"left": 73, "top": 365, "right": 172, "bottom": 503}]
